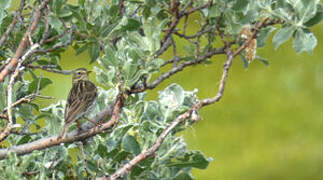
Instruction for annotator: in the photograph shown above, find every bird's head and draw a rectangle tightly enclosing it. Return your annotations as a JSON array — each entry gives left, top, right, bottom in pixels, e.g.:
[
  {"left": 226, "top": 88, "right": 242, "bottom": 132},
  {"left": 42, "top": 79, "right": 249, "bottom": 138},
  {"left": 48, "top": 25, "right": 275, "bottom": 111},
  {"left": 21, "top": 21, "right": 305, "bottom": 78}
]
[{"left": 72, "top": 68, "right": 91, "bottom": 83}]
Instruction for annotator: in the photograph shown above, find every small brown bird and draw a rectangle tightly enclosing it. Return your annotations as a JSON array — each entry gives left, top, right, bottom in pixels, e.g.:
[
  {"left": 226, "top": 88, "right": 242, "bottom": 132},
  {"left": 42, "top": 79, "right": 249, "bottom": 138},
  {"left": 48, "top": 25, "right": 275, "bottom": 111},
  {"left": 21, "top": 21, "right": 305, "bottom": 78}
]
[{"left": 59, "top": 68, "right": 98, "bottom": 138}]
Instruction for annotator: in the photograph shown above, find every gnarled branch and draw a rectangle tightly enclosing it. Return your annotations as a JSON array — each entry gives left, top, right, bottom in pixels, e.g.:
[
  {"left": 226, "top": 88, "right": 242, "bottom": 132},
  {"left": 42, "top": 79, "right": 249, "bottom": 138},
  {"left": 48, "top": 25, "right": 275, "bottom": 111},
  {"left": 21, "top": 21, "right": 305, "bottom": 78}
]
[{"left": 0, "top": 95, "right": 123, "bottom": 159}]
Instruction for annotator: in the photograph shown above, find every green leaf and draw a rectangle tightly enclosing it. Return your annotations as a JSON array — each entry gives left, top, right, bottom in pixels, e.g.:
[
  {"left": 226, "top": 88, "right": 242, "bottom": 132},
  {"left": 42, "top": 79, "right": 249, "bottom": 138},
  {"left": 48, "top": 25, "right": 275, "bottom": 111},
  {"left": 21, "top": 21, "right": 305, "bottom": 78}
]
[
  {"left": 122, "top": 134, "right": 141, "bottom": 155},
  {"left": 240, "top": 10, "right": 259, "bottom": 25},
  {"left": 86, "top": 160, "right": 98, "bottom": 172},
  {"left": 293, "top": 29, "right": 317, "bottom": 54},
  {"left": 122, "top": 18, "right": 141, "bottom": 31},
  {"left": 0, "top": 81, "right": 7, "bottom": 110},
  {"left": 255, "top": 56, "right": 270, "bottom": 66},
  {"left": 298, "top": 0, "right": 318, "bottom": 23},
  {"left": 257, "top": 27, "right": 276, "bottom": 48},
  {"left": 17, "top": 104, "right": 34, "bottom": 122},
  {"left": 272, "top": 26, "right": 296, "bottom": 50},
  {"left": 49, "top": 14, "right": 63, "bottom": 34},
  {"left": 208, "top": 5, "right": 219, "bottom": 18},
  {"left": 168, "top": 151, "right": 212, "bottom": 169},
  {"left": 240, "top": 54, "right": 248, "bottom": 69},
  {"left": 159, "top": 84, "right": 185, "bottom": 112},
  {"left": 142, "top": 17, "right": 166, "bottom": 54},
  {"left": 101, "top": 46, "right": 118, "bottom": 68},
  {"left": 100, "top": 25, "right": 115, "bottom": 37},
  {"left": 29, "top": 103, "right": 40, "bottom": 111},
  {"left": 89, "top": 42, "right": 100, "bottom": 63},
  {"left": 27, "top": 77, "right": 53, "bottom": 94},
  {"left": 147, "top": 58, "right": 164, "bottom": 72},
  {"left": 122, "top": 61, "right": 138, "bottom": 80},
  {"left": 113, "top": 124, "right": 134, "bottom": 139},
  {"left": 58, "top": 6, "right": 73, "bottom": 18},
  {"left": 304, "top": 4, "right": 323, "bottom": 27},
  {"left": 95, "top": 144, "right": 108, "bottom": 158},
  {"left": 173, "top": 172, "right": 194, "bottom": 180},
  {"left": 0, "top": 0, "right": 11, "bottom": 10},
  {"left": 127, "top": 70, "right": 148, "bottom": 87},
  {"left": 94, "top": 67, "right": 110, "bottom": 85},
  {"left": 0, "top": 10, "right": 6, "bottom": 26},
  {"left": 183, "top": 44, "right": 195, "bottom": 57},
  {"left": 29, "top": 69, "right": 38, "bottom": 80},
  {"left": 75, "top": 43, "right": 88, "bottom": 55},
  {"left": 114, "top": 151, "right": 130, "bottom": 162},
  {"left": 232, "top": 0, "right": 249, "bottom": 12},
  {"left": 17, "top": 135, "right": 32, "bottom": 145}
]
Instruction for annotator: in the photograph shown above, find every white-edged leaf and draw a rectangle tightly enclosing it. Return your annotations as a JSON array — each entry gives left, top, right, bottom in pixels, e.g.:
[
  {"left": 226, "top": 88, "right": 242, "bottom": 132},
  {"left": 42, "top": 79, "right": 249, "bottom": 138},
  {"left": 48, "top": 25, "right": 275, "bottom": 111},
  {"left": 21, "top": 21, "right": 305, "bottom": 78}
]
[
  {"left": 273, "top": 26, "right": 297, "bottom": 50},
  {"left": 293, "top": 29, "right": 317, "bottom": 54}
]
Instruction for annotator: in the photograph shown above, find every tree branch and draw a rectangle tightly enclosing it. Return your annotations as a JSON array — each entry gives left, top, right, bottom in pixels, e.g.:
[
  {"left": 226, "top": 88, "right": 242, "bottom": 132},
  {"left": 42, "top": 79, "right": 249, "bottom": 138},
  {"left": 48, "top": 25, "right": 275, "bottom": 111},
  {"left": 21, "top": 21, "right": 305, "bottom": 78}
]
[
  {"left": 27, "top": 65, "right": 73, "bottom": 75},
  {"left": 0, "top": 94, "right": 124, "bottom": 159},
  {"left": 132, "top": 47, "right": 226, "bottom": 94},
  {"left": 0, "top": 0, "right": 50, "bottom": 82},
  {"left": 107, "top": 107, "right": 194, "bottom": 180},
  {"left": 200, "top": 50, "right": 234, "bottom": 106},
  {"left": 102, "top": 47, "right": 234, "bottom": 180},
  {"left": 0, "top": 43, "right": 40, "bottom": 142},
  {"left": 2, "top": 94, "right": 54, "bottom": 114},
  {"left": 233, "top": 18, "right": 269, "bottom": 57},
  {"left": 149, "top": 51, "right": 220, "bottom": 89}
]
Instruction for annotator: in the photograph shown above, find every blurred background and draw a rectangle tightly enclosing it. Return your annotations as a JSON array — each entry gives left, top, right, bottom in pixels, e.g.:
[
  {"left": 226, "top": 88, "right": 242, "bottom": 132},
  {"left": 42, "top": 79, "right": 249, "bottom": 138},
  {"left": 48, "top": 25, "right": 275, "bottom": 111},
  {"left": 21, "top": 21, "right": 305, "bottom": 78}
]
[{"left": 10, "top": 2, "right": 323, "bottom": 180}]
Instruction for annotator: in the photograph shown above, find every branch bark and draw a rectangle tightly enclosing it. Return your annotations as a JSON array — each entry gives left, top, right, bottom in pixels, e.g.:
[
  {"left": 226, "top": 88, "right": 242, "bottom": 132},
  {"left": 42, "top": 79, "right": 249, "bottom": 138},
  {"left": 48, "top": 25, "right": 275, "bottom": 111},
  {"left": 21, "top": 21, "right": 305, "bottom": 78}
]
[
  {"left": 132, "top": 47, "right": 226, "bottom": 93},
  {"left": 0, "top": 96, "right": 123, "bottom": 159}
]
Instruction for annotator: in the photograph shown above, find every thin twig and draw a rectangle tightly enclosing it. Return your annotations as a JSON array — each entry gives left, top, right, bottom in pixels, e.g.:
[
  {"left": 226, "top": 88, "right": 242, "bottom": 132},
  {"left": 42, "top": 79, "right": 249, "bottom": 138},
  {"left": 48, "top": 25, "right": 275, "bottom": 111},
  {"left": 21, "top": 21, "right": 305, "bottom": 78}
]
[
  {"left": 132, "top": 47, "right": 226, "bottom": 93},
  {"left": 183, "top": 14, "right": 189, "bottom": 35},
  {"left": 78, "top": 142, "right": 90, "bottom": 177},
  {"left": 0, "top": 43, "right": 40, "bottom": 142},
  {"left": 40, "top": 5, "right": 50, "bottom": 44},
  {"left": 149, "top": 48, "right": 226, "bottom": 89},
  {"left": 0, "top": 0, "right": 26, "bottom": 48},
  {"left": 182, "top": 1, "right": 212, "bottom": 16},
  {"left": 42, "top": 34, "right": 64, "bottom": 44},
  {"left": 2, "top": 94, "right": 54, "bottom": 114},
  {"left": 27, "top": 65, "right": 73, "bottom": 75},
  {"left": 23, "top": 170, "right": 40, "bottom": 176},
  {"left": 10, "top": 130, "right": 39, "bottom": 136},
  {"left": 200, "top": 50, "right": 234, "bottom": 106}
]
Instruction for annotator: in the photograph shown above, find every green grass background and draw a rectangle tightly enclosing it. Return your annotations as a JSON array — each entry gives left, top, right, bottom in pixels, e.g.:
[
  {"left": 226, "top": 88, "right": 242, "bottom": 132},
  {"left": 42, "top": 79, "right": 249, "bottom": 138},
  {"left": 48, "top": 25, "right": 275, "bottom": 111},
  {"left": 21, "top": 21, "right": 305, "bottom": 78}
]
[{"left": 10, "top": 2, "right": 323, "bottom": 179}]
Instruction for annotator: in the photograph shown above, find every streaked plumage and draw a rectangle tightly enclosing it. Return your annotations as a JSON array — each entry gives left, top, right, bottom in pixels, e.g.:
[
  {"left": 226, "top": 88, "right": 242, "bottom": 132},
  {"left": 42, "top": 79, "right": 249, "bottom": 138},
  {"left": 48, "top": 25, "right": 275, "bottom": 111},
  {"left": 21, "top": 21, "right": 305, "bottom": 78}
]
[{"left": 59, "top": 68, "right": 97, "bottom": 138}]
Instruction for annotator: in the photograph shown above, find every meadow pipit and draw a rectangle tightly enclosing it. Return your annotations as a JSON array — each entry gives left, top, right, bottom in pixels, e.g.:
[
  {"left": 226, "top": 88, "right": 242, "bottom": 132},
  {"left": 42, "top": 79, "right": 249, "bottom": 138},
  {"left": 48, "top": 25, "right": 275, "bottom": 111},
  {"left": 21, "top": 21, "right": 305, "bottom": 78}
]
[{"left": 59, "top": 68, "right": 97, "bottom": 138}]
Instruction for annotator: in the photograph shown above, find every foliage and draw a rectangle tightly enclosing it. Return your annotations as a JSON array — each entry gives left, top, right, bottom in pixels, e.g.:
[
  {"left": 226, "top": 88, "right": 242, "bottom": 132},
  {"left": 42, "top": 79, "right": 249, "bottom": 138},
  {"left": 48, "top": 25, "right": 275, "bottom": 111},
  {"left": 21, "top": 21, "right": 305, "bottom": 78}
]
[{"left": 0, "top": 0, "right": 322, "bottom": 179}]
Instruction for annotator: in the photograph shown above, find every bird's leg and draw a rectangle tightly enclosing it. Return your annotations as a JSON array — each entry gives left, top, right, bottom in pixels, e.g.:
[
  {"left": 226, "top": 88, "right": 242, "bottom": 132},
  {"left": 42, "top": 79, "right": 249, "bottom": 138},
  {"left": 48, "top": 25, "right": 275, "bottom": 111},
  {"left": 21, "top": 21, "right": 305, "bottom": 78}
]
[
  {"left": 58, "top": 126, "right": 68, "bottom": 140},
  {"left": 76, "top": 120, "right": 83, "bottom": 132},
  {"left": 83, "top": 116, "right": 102, "bottom": 127}
]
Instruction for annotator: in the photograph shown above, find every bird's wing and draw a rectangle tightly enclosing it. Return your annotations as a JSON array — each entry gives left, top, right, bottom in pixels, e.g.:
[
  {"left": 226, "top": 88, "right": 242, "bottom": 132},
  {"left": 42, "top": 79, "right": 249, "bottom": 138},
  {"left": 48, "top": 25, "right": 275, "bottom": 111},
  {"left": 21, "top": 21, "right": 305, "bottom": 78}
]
[{"left": 64, "top": 81, "right": 97, "bottom": 124}]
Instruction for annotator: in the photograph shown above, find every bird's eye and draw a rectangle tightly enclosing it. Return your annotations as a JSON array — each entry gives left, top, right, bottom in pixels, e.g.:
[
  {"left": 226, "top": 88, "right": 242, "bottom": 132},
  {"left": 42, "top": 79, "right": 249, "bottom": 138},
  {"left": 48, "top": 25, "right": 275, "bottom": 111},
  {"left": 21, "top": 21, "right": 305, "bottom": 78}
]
[{"left": 77, "top": 72, "right": 82, "bottom": 75}]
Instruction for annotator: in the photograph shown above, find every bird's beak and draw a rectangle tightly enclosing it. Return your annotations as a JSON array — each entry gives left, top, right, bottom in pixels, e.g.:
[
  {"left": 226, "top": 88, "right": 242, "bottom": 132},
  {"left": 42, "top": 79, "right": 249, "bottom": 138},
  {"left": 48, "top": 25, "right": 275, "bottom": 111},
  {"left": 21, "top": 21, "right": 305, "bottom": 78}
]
[{"left": 87, "top": 70, "right": 92, "bottom": 74}]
